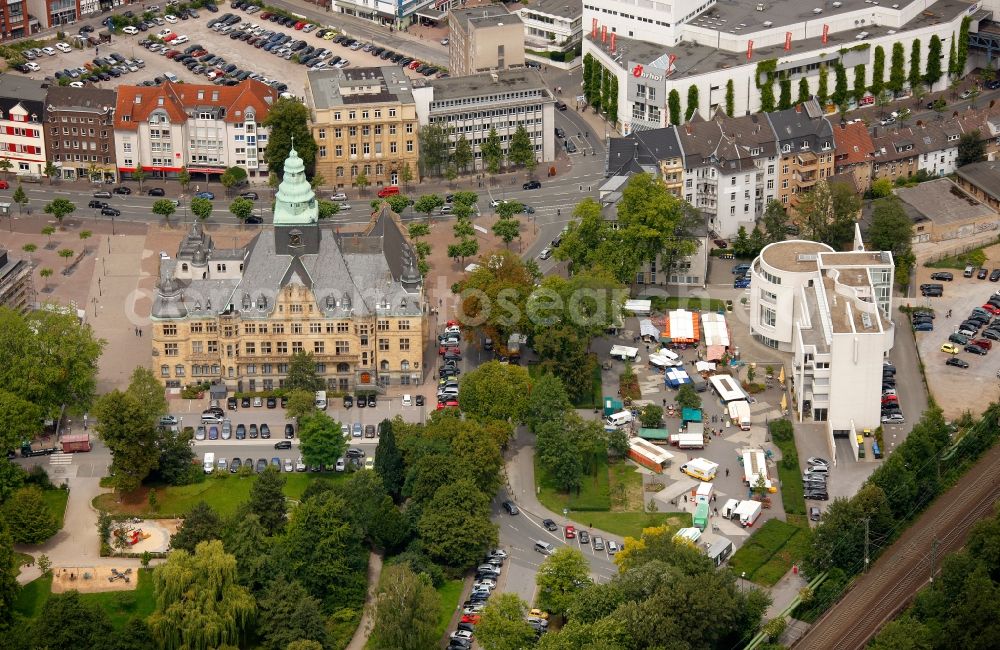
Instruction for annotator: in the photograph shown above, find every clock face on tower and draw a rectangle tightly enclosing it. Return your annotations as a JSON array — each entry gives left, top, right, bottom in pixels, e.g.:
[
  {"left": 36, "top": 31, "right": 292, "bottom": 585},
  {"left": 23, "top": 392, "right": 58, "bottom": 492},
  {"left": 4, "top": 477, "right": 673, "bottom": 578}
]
[{"left": 289, "top": 232, "right": 302, "bottom": 247}]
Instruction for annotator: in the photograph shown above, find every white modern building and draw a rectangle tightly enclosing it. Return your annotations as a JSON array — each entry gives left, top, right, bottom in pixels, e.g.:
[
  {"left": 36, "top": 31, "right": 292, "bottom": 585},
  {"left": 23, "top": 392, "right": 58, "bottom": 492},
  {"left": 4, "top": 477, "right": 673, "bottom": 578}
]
[
  {"left": 748, "top": 229, "right": 894, "bottom": 440},
  {"left": 113, "top": 80, "right": 278, "bottom": 180},
  {"left": 332, "top": 0, "right": 435, "bottom": 29},
  {"left": 583, "top": 0, "right": 988, "bottom": 131},
  {"left": 513, "top": 0, "right": 583, "bottom": 56},
  {"left": 412, "top": 69, "right": 556, "bottom": 171}
]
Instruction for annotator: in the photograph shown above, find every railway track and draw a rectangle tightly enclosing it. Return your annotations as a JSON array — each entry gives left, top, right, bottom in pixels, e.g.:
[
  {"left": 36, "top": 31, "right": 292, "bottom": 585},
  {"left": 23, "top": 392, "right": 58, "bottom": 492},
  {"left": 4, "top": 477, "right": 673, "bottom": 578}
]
[{"left": 793, "top": 442, "right": 1000, "bottom": 650}]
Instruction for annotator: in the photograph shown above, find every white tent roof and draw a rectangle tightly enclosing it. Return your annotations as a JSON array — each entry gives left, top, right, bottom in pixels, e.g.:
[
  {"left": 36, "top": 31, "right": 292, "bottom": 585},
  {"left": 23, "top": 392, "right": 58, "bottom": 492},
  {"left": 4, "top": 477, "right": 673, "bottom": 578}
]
[
  {"left": 640, "top": 318, "right": 660, "bottom": 339},
  {"left": 625, "top": 299, "right": 652, "bottom": 315},
  {"left": 668, "top": 310, "right": 696, "bottom": 340},
  {"left": 701, "top": 313, "right": 730, "bottom": 347},
  {"left": 695, "top": 361, "right": 716, "bottom": 372}
]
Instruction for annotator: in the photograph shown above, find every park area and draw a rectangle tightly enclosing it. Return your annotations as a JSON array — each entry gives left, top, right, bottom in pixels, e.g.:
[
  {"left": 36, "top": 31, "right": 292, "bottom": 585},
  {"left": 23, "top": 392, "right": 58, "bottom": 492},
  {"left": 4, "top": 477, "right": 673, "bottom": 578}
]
[
  {"left": 729, "top": 518, "right": 812, "bottom": 587},
  {"left": 536, "top": 454, "right": 690, "bottom": 539},
  {"left": 15, "top": 568, "right": 156, "bottom": 629}
]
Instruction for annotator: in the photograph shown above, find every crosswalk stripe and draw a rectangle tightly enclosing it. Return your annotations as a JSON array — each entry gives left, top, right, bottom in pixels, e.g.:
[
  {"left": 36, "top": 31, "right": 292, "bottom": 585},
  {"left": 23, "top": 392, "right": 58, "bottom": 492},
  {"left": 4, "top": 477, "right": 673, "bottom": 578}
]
[{"left": 49, "top": 453, "right": 72, "bottom": 465}]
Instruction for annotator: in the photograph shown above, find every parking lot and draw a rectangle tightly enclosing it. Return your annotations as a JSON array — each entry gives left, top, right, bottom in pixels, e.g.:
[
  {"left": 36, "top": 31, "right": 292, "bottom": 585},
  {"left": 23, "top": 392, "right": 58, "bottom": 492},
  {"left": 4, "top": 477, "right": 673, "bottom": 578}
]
[
  {"left": 912, "top": 262, "right": 1000, "bottom": 420},
  {"left": 19, "top": 7, "right": 443, "bottom": 98}
]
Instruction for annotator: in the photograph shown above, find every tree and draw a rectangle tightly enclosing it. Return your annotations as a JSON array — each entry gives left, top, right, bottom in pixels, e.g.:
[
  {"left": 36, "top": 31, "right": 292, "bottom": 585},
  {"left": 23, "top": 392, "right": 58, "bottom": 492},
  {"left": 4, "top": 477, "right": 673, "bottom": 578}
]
[
  {"left": 476, "top": 593, "right": 536, "bottom": 650},
  {"left": 285, "top": 389, "right": 317, "bottom": 421},
  {"left": 298, "top": 411, "right": 347, "bottom": 469},
  {"left": 0, "top": 390, "right": 42, "bottom": 458},
  {"left": 508, "top": 125, "right": 536, "bottom": 170},
  {"left": 957, "top": 130, "right": 986, "bottom": 167},
  {"left": 44, "top": 197, "right": 75, "bottom": 227},
  {"left": 256, "top": 577, "right": 327, "bottom": 650},
  {"left": 57, "top": 247, "right": 73, "bottom": 270},
  {"left": 0, "top": 524, "right": 19, "bottom": 629},
  {"left": 535, "top": 413, "right": 603, "bottom": 493},
  {"left": 373, "top": 419, "right": 404, "bottom": 500},
  {"left": 797, "top": 77, "right": 811, "bottom": 104},
  {"left": 400, "top": 161, "right": 414, "bottom": 188},
  {"left": 148, "top": 540, "right": 256, "bottom": 650},
  {"left": 926, "top": 35, "right": 943, "bottom": 86},
  {"left": 459, "top": 361, "right": 531, "bottom": 423},
  {"left": 760, "top": 72, "right": 776, "bottom": 113},
  {"left": 285, "top": 350, "right": 323, "bottom": 392},
  {"left": 408, "top": 222, "right": 430, "bottom": 240},
  {"left": 0, "top": 158, "right": 11, "bottom": 179},
  {"left": 725, "top": 79, "right": 735, "bottom": 117},
  {"left": 496, "top": 200, "right": 523, "bottom": 220},
  {"left": 956, "top": 16, "right": 971, "bottom": 77},
  {"left": 177, "top": 167, "right": 191, "bottom": 192},
  {"left": 228, "top": 197, "right": 254, "bottom": 221},
  {"left": 170, "top": 500, "right": 223, "bottom": 553},
  {"left": 817, "top": 64, "right": 829, "bottom": 105},
  {"left": 778, "top": 78, "right": 792, "bottom": 111},
  {"left": 190, "top": 196, "right": 213, "bottom": 220},
  {"left": 869, "top": 196, "right": 914, "bottom": 285},
  {"left": 263, "top": 97, "right": 317, "bottom": 178},
  {"left": 414, "top": 193, "right": 445, "bottom": 222},
  {"left": 871, "top": 177, "right": 894, "bottom": 198},
  {"left": 889, "top": 42, "right": 906, "bottom": 94},
  {"left": 43, "top": 162, "right": 59, "bottom": 184},
  {"left": 39, "top": 268, "right": 53, "bottom": 291},
  {"left": 94, "top": 367, "right": 166, "bottom": 493},
  {"left": 418, "top": 124, "right": 450, "bottom": 177},
  {"left": 2, "top": 486, "right": 58, "bottom": 543},
  {"left": 453, "top": 134, "right": 473, "bottom": 173},
  {"left": 676, "top": 384, "right": 702, "bottom": 410},
  {"left": 762, "top": 199, "right": 789, "bottom": 243},
  {"left": 639, "top": 403, "right": 663, "bottom": 428},
  {"left": 832, "top": 63, "right": 849, "bottom": 107},
  {"left": 220, "top": 166, "right": 247, "bottom": 194},
  {"left": 354, "top": 171, "right": 370, "bottom": 194},
  {"left": 249, "top": 466, "right": 287, "bottom": 535},
  {"left": 668, "top": 89, "right": 681, "bottom": 126},
  {"left": 536, "top": 547, "right": 592, "bottom": 616},
  {"left": 417, "top": 478, "right": 497, "bottom": 568},
  {"left": 151, "top": 198, "right": 176, "bottom": 222},
  {"left": 317, "top": 199, "right": 341, "bottom": 220},
  {"left": 131, "top": 168, "right": 147, "bottom": 191},
  {"left": 447, "top": 238, "right": 479, "bottom": 266},
  {"left": 369, "top": 563, "right": 440, "bottom": 650},
  {"left": 685, "top": 84, "right": 700, "bottom": 121},
  {"left": 524, "top": 373, "right": 571, "bottom": 433},
  {"left": 481, "top": 128, "right": 503, "bottom": 176},
  {"left": 909, "top": 38, "right": 922, "bottom": 89},
  {"left": 31, "top": 591, "right": 113, "bottom": 649},
  {"left": 733, "top": 225, "right": 753, "bottom": 258},
  {"left": 796, "top": 180, "right": 861, "bottom": 250},
  {"left": 12, "top": 184, "right": 27, "bottom": 214},
  {"left": 871, "top": 45, "right": 886, "bottom": 96},
  {"left": 150, "top": 427, "right": 195, "bottom": 486},
  {"left": 853, "top": 65, "right": 867, "bottom": 103},
  {"left": 490, "top": 217, "right": 520, "bottom": 248}
]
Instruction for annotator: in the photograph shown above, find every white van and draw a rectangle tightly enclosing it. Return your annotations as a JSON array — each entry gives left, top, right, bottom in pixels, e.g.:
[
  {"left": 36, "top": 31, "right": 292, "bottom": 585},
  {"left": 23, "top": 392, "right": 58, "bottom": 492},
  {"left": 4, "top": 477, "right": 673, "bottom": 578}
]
[
  {"left": 203, "top": 452, "right": 215, "bottom": 474},
  {"left": 534, "top": 540, "right": 554, "bottom": 554},
  {"left": 605, "top": 411, "right": 634, "bottom": 428},
  {"left": 315, "top": 390, "right": 327, "bottom": 410}
]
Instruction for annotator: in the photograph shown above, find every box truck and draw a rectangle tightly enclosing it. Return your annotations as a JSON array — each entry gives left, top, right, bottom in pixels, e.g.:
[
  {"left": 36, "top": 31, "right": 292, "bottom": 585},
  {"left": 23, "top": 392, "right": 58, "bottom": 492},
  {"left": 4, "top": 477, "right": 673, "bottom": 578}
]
[
  {"left": 742, "top": 448, "right": 776, "bottom": 493},
  {"left": 722, "top": 498, "right": 741, "bottom": 519},
  {"left": 203, "top": 452, "right": 215, "bottom": 474},
  {"left": 680, "top": 458, "right": 719, "bottom": 482},
  {"left": 605, "top": 410, "right": 634, "bottom": 429},
  {"left": 693, "top": 501, "right": 710, "bottom": 530},
  {"left": 695, "top": 482, "right": 713, "bottom": 503},
  {"left": 728, "top": 400, "right": 752, "bottom": 430},
  {"left": 60, "top": 433, "right": 91, "bottom": 453},
  {"left": 735, "top": 500, "right": 763, "bottom": 527},
  {"left": 669, "top": 432, "right": 705, "bottom": 449}
]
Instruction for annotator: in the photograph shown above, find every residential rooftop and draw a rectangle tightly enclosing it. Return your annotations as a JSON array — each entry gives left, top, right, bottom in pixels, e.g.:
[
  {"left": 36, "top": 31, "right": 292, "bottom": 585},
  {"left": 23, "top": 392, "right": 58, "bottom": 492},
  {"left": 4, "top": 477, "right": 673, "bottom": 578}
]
[
  {"left": 307, "top": 66, "right": 415, "bottom": 109},
  {"left": 421, "top": 68, "right": 551, "bottom": 102},
  {"left": 760, "top": 240, "right": 833, "bottom": 273},
  {"left": 956, "top": 160, "right": 1000, "bottom": 203},
  {"left": 895, "top": 178, "right": 994, "bottom": 226}
]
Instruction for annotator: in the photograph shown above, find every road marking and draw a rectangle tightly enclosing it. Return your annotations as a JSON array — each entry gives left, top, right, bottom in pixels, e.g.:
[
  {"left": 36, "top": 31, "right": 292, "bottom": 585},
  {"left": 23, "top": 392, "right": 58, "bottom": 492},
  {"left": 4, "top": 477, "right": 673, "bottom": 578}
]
[{"left": 49, "top": 453, "right": 72, "bottom": 465}]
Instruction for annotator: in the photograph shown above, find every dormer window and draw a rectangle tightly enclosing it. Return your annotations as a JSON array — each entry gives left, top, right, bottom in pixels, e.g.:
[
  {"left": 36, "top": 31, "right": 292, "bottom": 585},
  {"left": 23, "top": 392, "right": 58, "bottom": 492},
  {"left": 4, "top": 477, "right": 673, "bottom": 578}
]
[
  {"left": 801, "top": 140, "right": 810, "bottom": 150},
  {"left": 257, "top": 295, "right": 268, "bottom": 309},
  {"left": 342, "top": 294, "right": 352, "bottom": 310},
  {"left": 782, "top": 144, "right": 791, "bottom": 153},
  {"left": 750, "top": 147, "right": 762, "bottom": 156},
  {"left": 326, "top": 295, "right": 335, "bottom": 309}
]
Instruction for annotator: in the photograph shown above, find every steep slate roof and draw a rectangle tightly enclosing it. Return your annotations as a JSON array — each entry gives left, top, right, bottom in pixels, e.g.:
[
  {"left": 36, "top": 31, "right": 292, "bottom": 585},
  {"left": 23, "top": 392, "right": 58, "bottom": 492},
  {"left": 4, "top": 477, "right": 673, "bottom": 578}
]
[
  {"left": 832, "top": 121, "right": 875, "bottom": 168},
  {"left": 676, "top": 113, "right": 777, "bottom": 172},
  {"left": 45, "top": 86, "right": 116, "bottom": 114},
  {"left": 870, "top": 126, "right": 920, "bottom": 163},
  {"left": 765, "top": 100, "right": 834, "bottom": 153},
  {"left": 0, "top": 75, "right": 46, "bottom": 118},
  {"left": 605, "top": 128, "right": 681, "bottom": 176},
  {"left": 115, "top": 79, "right": 278, "bottom": 130}
]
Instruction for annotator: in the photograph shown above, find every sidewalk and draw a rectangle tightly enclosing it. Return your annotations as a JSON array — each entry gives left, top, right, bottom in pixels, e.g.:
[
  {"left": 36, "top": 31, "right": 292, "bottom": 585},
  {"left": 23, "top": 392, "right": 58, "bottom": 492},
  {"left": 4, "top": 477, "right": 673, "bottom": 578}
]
[
  {"left": 345, "top": 552, "right": 384, "bottom": 650},
  {"left": 765, "top": 567, "right": 809, "bottom": 619}
]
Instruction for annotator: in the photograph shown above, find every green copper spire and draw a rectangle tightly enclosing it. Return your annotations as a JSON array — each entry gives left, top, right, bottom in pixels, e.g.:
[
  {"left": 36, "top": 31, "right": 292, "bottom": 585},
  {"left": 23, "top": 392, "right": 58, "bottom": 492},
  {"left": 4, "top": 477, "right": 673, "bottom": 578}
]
[{"left": 272, "top": 145, "right": 318, "bottom": 225}]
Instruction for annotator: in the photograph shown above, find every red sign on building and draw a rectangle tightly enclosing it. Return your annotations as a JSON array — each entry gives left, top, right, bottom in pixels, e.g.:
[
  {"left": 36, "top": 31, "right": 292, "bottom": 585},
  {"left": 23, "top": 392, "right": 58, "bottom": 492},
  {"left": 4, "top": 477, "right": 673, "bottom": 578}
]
[
  {"left": 610, "top": 33, "right": 616, "bottom": 52},
  {"left": 785, "top": 32, "right": 792, "bottom": 50},
  {"left": 747, "top": 40, "right": 754, "bottom": 61},
  {"left": 822, "top": 24, "right": 829, "bottom": 44},
  {"left": 592, "top": 18, "right": 598, "bottom": 38},
  {"left": 601, "top": 25, "right": 607, "bottom": 43}
]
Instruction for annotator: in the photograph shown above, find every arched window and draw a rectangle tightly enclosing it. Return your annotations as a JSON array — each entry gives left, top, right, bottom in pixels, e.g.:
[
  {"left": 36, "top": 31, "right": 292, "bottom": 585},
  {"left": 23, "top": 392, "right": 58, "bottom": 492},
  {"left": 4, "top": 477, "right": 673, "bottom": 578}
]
[
  {"left": 401, "top": 360, "right": 410, "bottom": 371},
  {"left": 337, "top": 362, "right": 350, "bottom": 373},
  {"left": 375, "top": 163, "right": 383, "bottom": 175},
  {"left": 160, "top": 364, "right": 170, "bottom": 377},
  {"left": 182, "top": 263, "right": 188, "bottom": 272},
  {"left": 380, "top": 359, "right": 389, "bottom": 371},
  {"left": 363, "top": 164, "right": 371, "bottom": 176}
]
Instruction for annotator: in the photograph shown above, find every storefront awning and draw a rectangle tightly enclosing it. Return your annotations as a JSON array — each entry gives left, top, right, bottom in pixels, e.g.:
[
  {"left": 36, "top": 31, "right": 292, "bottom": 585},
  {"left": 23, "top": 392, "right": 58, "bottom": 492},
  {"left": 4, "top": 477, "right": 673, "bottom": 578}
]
[{"left": 417, "top": 7, "right": 447, "bottom": 20}]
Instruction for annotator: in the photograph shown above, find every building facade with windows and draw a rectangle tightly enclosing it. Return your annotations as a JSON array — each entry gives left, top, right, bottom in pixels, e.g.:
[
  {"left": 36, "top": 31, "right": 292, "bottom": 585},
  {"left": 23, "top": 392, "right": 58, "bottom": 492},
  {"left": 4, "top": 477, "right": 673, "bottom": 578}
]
[
  {"left": 0, "top": 249, "right": 33, "bottom": 312},
  {"left": 44, "top": 86, "right": 117, "bottom": 182},
  {"left": 766, "top": 101, "right": 834, "bottom": 211},
  {"left": 150, "top": 146, "right": 426, "bottom": 393},
  {"left": 448, "top": 6, "right": 525, "bottom": 77},
  {"left": 306, "top": 66, "right": 420, "bottom": 191},
  {"left": 27, "top": 0, "right": 79, "bottom": 28},
  {"left": 748, "top": 232, "right": 894, "bottom": 438},
  {"left": 0, "top": 76, "right": 47, "bottom": 177},
  {"left": 113, "top": 80, "right": 277, "bottom": 180},
  {"left": 332, "top": 0, "right": 435, "bottom": 30},
  {"left": 0, "top": 0, "right": 33, "bottom": 40},
  {"left": 412, "top": 69, "right": 555, "bottom": 171},
  {"left": 513, "top": 0, "right": 582, "bottom": 55}
]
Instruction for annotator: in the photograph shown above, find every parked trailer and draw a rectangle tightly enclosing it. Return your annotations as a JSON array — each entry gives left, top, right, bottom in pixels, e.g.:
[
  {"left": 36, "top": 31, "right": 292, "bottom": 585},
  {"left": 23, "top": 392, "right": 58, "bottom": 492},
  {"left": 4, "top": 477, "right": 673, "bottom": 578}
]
[
  {"left": 742, "top": 448, "right": 775, "bottom": 493},
  {"left": 669, "top": 432, "right": 705, "bottom": 449},
  {"left": 706, "top": 538, "right": 735, "bottom": 567},
  {"left": 735, "top": 500, "right": 763, "bottom": 527},
  {"left": 728, "top": 399, "right": 752, "bottom": 430},
  {"left": 60, "top": 433, "right": 91, "bottom": 453},
  {"left": 609, "top": 345, "right": 640, "bottom": 361}
]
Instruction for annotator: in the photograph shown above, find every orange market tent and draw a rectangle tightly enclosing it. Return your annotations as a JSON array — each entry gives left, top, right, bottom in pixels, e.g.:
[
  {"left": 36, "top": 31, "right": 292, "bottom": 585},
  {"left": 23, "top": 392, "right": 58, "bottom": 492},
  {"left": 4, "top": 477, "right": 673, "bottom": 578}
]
[{"left": 661, "top": 309, "right": 700, "bottom": 344}]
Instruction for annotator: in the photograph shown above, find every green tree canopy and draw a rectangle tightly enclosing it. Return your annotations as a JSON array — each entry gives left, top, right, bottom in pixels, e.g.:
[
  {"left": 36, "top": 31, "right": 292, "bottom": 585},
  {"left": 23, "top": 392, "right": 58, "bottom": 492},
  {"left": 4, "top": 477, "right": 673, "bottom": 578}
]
[
  {"left": 868, "top": 197, "right": 914, "bottom": 259},
  {"left": 228, "top": 197, "right": 255, "bottom": 221},
  {"left": 44, "top": 197, "right": 75, "bottom": 225},
  {"left": 0, "top": 524, "right": 20, "bottom": 629},
  {"left": 508, "top": 125, "right": 536, "bottom": 170},
  {"left": 369, "top": 563, "right": 441, "bottom": 650},
  {"left": 31, "top": 590, "right": 114, "bottom": 649},
  {"left": 536, "top": 547, "right": 592, "bottom": 616},
  {"left": 413, "top": 193, "right": 445, "bottom": 220},
  {"left": 190, "top": 196, "right": 213, "bottom": 220},
  {"left": 373, "top": 419, "right": 405, "bottom": 500},
  {"left": 417, "top": 478, "right": 498, "bottom": 568},
  {"left": 2, "top": 486, "right": 58, "bottom": 543},
  {"left": 958, "top": 130, "right": 986, "bottom": 167},
  {"left": 796, "top": 180, "right": 861, "bottom": 250},
  {"left": 256, "top": 577, "right": 328, "bottom": 650},
  {"left": 458, "top": 360, "right": 531, "bottom": 423},
  {"left": 524, "top": 373, "right": 572, "bottom": 432},
  {"left": 888, "top": 42, "right": 906, "bottom": 93},
  {"left": 491, "top": 217, "right": 520, "bottom": 247},
  {"left": 298, "top": 411, "right": 347, "bottom": 469},
  {"left": 170, "top": 500, "right": 223, "bottom": 553},
  {"left": 285, "top": 389, "right": 317, "bottom": 421},
  {"left": 676, "top": 384, "right": 702, "bottom": 411},
  {"left": 263, "top": 97, "right": 318, "bottom": 178},
  {"left": 285, "top": 351, "right": 323, "bottom": 392},
  {"left": 481, "top": 128, "right": 503, "bottom": 174},
  {"left": 151, "top": 198, "right": 177, "bottom": 221},
  {"left": 476, "top": 593, "right": 537, "bottom": 650},
  {"left": 248, "top": 467, "right": 287, "bottom": 535}
]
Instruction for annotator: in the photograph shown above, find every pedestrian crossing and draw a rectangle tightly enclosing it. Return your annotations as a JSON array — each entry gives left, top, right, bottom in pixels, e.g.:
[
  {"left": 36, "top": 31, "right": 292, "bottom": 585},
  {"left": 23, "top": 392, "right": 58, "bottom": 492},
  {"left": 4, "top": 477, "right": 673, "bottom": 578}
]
[{"left": 49, "top": 452, "right": 72, "bottom": 466}]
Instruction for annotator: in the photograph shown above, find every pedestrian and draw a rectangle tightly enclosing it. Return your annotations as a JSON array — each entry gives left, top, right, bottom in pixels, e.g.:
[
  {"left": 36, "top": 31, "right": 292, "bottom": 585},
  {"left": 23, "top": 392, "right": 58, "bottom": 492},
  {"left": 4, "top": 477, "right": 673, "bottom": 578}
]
[
  {"left": 683, "top": 495, "right": 687, "bottom": 503},
  {"left": 725, "top": 468, "right": 730, "bottom": 477},
  {"left": 714, "top": 507, "right": 719, "bottom": 516}
]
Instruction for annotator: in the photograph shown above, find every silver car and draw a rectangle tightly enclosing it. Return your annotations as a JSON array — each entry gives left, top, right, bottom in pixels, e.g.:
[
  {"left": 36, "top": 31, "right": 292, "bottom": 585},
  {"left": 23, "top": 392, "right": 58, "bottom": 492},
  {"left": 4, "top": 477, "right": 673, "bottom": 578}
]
[{"left": 221, "top": 420, "right": 232, "bottom": 439}]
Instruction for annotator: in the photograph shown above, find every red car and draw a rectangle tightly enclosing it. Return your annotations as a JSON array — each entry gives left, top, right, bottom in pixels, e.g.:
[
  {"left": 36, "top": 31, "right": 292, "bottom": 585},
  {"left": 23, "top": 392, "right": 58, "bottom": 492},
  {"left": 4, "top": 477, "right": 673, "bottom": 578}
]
[
  {"left": 564, "top": 525, "right": 576, "bottom": 539},
  {"left": 436, "top": 399, "right": 459, "bottom": 410},
  {"left": 460, "top": 614, "right": 481, "bottom": 625},
  {"left": 408, "top": 60, "right": 421, "bottom": 70},
  {"left": 0, "top": 180, "right": 8, "bottom": 190},
  {"left": 973, "top": 339, "right": 992, "bottom": 350},
  {"left": 982, "top": 304, "right": 1000, "bottom": 315},
  {"left": 294, "top": 21, "right": 306, "bottom": 29},
  {"left": 377, "top": 185, "right": 400, "bottom": 198},
  {"left": 438, "top": 344, "right": 459, "bottom": 356},
  {"left": 881, "top": 395, "right": 898, "bottom": 406}
]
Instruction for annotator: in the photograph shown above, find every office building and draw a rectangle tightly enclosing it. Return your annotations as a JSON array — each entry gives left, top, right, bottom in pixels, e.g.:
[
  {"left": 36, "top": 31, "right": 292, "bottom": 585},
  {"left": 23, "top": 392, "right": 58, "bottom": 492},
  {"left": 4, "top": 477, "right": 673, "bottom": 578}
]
[
  {"left": 151, "top": 146, "right": 426, "bottom": 392},
  {"left": 114, "top": 80, "right": 277, "bottom": 180},
  {"left": 0, "top": 249, "right": 33, "bottom": 312},
  {"left": 306, "top": 66, "right": 420, "bottom": 190},
  {"left": 448, "top": 6, "right": 525, "bottom": 77},
  {"left": 748, "top": 230, "right": 894, "bottom": 438},
  {"left": 332, "top": 0, "right": 435, "bottom": 30},
  {"left": 766, "top": 101, "right": 835, "bottom": 211},
  {"left": 0, "top": 0, "right": 32, "bottom": 40},
  {"left": 513, "top": 0, "right": 582, "bottom": 56},
  {"left": 0, "top": 75, "right": 47, "bottom": 177},
  {"left": 412, "top": 69, "right": 555, "bottom": 171},
  {"left": 44, "top": 86, "right": 117, "bottom": 182}
]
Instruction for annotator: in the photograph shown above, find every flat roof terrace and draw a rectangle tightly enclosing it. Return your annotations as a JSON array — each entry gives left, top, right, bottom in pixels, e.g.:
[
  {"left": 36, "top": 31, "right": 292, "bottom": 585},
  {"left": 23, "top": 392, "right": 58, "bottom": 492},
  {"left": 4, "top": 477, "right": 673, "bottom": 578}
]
[{"left": 760, "top": 240, "right": 832, "bottom": 273}]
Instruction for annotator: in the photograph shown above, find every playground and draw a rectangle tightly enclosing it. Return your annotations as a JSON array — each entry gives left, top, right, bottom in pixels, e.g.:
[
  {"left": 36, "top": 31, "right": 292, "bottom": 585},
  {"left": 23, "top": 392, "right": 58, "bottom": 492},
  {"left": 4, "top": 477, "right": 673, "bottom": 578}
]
[
  {"left": 108, "top": 519, "right": 174, "bottom": 555},
  {"left": 51, "top": 566, "right": 139, "bottom": 594}
]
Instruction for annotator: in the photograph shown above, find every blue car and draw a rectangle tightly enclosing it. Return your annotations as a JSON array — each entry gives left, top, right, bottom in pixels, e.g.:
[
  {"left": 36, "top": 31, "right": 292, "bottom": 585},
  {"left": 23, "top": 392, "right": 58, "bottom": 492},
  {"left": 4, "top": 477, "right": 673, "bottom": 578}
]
[
  {"left": 195, "top": 191, "right": 215, "bottom": 200},
  {"left": 913, "top": 322, "right": 933, "bottom": 332},
  {"left": 734, "top": 277, "right": 751, "bottom": 289}
]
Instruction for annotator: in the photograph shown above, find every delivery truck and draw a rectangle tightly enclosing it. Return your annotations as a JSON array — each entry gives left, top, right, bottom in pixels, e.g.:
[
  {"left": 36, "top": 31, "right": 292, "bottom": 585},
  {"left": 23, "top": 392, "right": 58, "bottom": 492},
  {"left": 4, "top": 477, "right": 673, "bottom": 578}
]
[
  {"left": 693, "top": 501, "right": 710, "bottom": 531},
  {"left": 60, "top": 433, "right": 91, "bottom": 453},
  {"left": 20, "top": 440, "right": 60, "bottom": 457},
  {"left": 728, "top": 400, "right": 752, "bottom": 430},
  {"left": 680, "top": 458, "right": 719, "bottom": 482},
  {"left": 735, "top": 500, "right": 763, "bottom": 527},
  {"left": 605, "top": 410, "right": 634, "bottom": 429},
  {"left": 669, "top": 432, "right": 705, "bottom": 449}
]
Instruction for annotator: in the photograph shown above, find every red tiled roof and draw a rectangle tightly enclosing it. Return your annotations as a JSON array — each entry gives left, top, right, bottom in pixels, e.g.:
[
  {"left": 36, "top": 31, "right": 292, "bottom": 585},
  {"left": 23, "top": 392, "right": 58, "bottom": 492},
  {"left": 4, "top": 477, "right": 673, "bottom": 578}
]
[
  {"left": 114, "top": 79, "right": 278, "bottom": 130},
  {"left": 833, "top": 121, "right": 875, "bottom": 166}
]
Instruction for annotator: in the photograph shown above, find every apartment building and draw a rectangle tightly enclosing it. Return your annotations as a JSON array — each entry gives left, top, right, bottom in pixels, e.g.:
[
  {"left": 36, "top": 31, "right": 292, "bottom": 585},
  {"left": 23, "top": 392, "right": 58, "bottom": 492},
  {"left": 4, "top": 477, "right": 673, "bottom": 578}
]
[
  {"left": 0, "top": 249, "right": 33, "bottom": 313},
  {"left": 605, "top": 128, "right": 684, "bottom": 197},
  {"left": 27, "top": 0, "right": 79, "bottom": 28},
  {"left": 748, "top": 232, "right": 894, "bottom": 441},
  {"left": 412, "top": 69, "right": 555, "bottom": 171},
  {"left": 448, "top": 6, "right": 525, "bottom": 77},
  {"left": 767, "top": 101, "right": 835, "bottom": 212},
  {"left": 332, "top": 0, "right": 435, "bottom": 30},
  {"left": 44, "top": 86, "right": 117, "bottom": 182},
  {"left": 832, "top": 121, "right": 875, "bottom": 194},
  {"left": 306, "top": 66, "right": 420, "bottom": 191},
  {"left": 512, "top": 0, "right": 582, "bottom": 55},
  {"left": 0, "top": 0, "right": 33, "bottom": 40},
  {"left": 0, "top": 75, "right": 47, "bottom": 177},
  {"left": 870, "top": 127, "right": 921, "bottom": 183},
  {"left": 151, "top": 147, "right": 426, "bottom": 392},
  {"left": 114, "top": 80, "right": 277, "bottom": 180}
]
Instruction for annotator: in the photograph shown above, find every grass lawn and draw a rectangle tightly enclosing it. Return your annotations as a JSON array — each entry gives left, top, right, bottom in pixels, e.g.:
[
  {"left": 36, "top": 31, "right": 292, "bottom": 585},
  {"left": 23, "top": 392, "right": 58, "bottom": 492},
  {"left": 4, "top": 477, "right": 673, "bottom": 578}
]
[
  {"left": 41, "top": 489, "right": 69, "bottom": 530},
  {"left": 93, "top": 472, "right": 345, "bottom": 517},
  {"left": 13, "top": 569, "right": 155, "bottom": 629},
  {"left": 536, "top": 454, "right": 611, "bottom": 512},
  {"left": 435, "top": 579, "right": 464, "bottom": 639},
  {"left": 14, "top": 552, "right": 33, "bottom": 568},
  {"left": 728, "top": 517, "right": 811, "bottom": 587},
  {"left": 583, "top": 511, "right": 691, "bottom": 540},
  {"left": 643, "top": 295, "right": 727, "bottom": 313},
  {"left": 769, "top": 421, "right": 806, "bottom": 517},
  {"left": 925, "top": 246, "right": 988, "bottom": 270}
]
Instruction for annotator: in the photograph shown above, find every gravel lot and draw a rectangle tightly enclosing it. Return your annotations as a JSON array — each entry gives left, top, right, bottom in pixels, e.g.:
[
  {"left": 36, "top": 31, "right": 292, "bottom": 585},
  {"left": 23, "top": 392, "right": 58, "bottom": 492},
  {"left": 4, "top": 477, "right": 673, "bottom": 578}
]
[
  {"left": 912, "top": 248, "right": 1000, "bottom": 420},
  {"left": 21, "top": 13, "right": 436, "bottom": 97}
]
